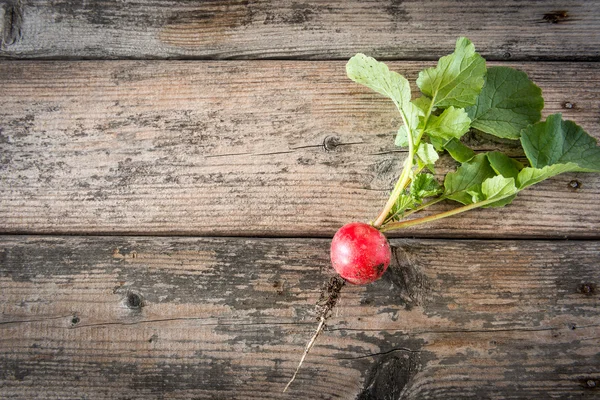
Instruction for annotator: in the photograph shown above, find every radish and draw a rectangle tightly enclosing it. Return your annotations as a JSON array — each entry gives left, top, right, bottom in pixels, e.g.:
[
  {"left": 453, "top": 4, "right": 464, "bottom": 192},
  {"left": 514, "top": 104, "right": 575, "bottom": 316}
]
[
  {"left": 330, "top": 222, "right": 391, "bottom": 285},
  {"left": 284, "top": 37, "right": 600, "bottom": 392},
  {"left": 284, "top": 223, "right": 390, "bottom": 392}
]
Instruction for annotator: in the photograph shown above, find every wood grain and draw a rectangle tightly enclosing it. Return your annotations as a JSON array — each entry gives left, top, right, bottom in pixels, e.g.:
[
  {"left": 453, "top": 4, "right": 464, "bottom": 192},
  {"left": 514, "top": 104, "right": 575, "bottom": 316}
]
[
  {"left": 0, "top": 1, "right": 599, "bottom": 60},
  {"left": 1, "top": 236, "right": 599, "bottom": 398},
  {"left": 1, "top": 60, "right": 599, "bottom": 238}
]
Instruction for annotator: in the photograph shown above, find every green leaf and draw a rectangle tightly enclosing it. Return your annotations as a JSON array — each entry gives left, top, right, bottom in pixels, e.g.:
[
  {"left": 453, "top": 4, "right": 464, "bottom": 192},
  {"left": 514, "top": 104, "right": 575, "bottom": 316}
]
[
  {"left": 444, "top": 138, "right": 475, "bottom": 162},
  {"left": 425, "top": 106, "right": 472, "bottom": 142},
  {"left": 410, "top": 173, "right": 442, "bottom": 202},
  {"left": 517, "top": 163, "right": 580, "bottom": 189},
  {"left": 395, "top": 126, "right": 409, "bottom": 147},
  {"left": 521, "top": 114, "right": 600, "bottom": 172},
  {"left": 486, "top": 151, "right": 523, "bottom": 180},
  {"left": 416, "top": 37, "right": 486, "bottom": 108},
  {"left": 444, "top": 153, "right": 496, "bottom": 204},
  {"left": 394, "top": 101, "right": 424, "bottom": 148},
  {"left": 403, "top": 101, "right": 423, "bottom": 139},
  {"left": 429, "top": 135, "right": 444, "bottom": 152},
  {"left": 466, "top": 66, "right": 544, "bottom": 139},
  {"left": 390, "top": 194, "right": 415, "bottom": 220},
  {"left": 416, "top": 143, "right": 439, "bottom": 166},
  {"left": 466, "top": 187, "right": 484, "bottom": 203},
  {"left": 480, "top": 175, "right": 518, "bottom": 207},
  {"left": 412, "top": 96, "right": 433, "bottom": 114},
  {"left": 347, "top": 53, "right": 411, "bottom": 110}
]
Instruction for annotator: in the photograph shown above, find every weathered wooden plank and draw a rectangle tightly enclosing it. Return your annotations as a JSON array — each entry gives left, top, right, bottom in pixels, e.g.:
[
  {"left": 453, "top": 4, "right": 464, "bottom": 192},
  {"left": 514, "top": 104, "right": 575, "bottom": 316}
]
[
  {"left": 0, "top": 0, "right": 599, "bottom": 60},
  {"left": 1, "top": 236, "right": 599, "bottom": 398},
  {"left": 2, "top": 60, "right": 599, "bottom": 238}
]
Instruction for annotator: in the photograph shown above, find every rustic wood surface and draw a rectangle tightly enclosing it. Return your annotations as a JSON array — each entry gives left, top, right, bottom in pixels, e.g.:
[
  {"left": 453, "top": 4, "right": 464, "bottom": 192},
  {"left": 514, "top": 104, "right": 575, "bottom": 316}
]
[
  {"left": 1, "top": 236, "right": 599, "bottom": 399},
  {"left": 1, "top": 0, "right": 600, "bottom": 398},
  {"left": 0, "top": 1, "right": 599, "bottom": 60},
  {"left": 1, "top": 60, "right": 599, "bottom": 238}
]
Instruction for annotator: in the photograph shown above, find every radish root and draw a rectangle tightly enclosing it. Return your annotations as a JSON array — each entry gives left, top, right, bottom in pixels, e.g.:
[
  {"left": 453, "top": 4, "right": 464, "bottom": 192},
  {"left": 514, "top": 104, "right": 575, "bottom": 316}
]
[{"left": 283, "top": 276, "right": 345, "bottom": 392}]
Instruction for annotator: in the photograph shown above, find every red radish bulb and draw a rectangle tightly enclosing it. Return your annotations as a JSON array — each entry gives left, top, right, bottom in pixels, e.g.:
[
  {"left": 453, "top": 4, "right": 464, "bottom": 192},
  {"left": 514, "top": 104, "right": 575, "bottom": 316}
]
[{"left": 330, "top": 222, "right": 391, "bottom": 285}]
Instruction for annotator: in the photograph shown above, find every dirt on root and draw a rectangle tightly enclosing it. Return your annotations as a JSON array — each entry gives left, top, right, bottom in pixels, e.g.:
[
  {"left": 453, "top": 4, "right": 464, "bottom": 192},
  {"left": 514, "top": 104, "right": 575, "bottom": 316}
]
[{"left": 316, "top": 275, "right": 345, "bottom": 320}]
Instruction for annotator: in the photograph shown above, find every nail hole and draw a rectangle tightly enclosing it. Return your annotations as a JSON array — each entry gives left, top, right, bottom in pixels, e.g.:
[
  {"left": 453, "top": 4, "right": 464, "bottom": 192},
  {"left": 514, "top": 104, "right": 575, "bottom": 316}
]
[
  {"left": 568, "top": 179, "right": 582, "bottom": 190},
  {"left": 126, "top": 292, "right": 144, "bottom": 309},
  {"left": 568, "top": 323, "right": 577, "bottom": 330},
  {"left": 272, "top": 280, "right": 285, "bottom": 295},
  {"left": 562, "top": 102, "right": 575, "bottom": 109},
  {"left": 71, "top": 316, "right": 80, "bottom": 325},
  {"left": 587, "top": 380, "right": 597, "bottom": 388},
  {"left": 323, "top": 135, "right": 341, "bottom": 152},
  {"left": 503, "top": 52, "right": 511, "bottom": 59},
  {"left": 577, "top": 283, "right": 596, "bottom": 295},
  {"left": 543, "top": 10, "right": 569, "bottom": 24}
]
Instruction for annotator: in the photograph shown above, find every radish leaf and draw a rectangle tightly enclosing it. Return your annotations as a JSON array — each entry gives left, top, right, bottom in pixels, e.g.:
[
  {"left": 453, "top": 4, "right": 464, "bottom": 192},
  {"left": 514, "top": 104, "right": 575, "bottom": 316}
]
[
  {"left": 390, "top": 194, "right": 415, "bottom": 219},
  {"left": 413, "top": 96, "right": 433, "bottom": 114},
  {"left": 417, "top": 37, "right": 486, "bottom": 108},
  {"left": 444, "top": 138, "right": 475, "bottom": 162},
  {"left": 425, "top": 106, "right": 471, "bottom": 142},
  {"left": 444, "top": 154, "right": 496, "bottom": 204},
  {"left": 521, "top": 114, "right": 600, "bottom": 172},
  {"left": 346, "top": 53, "right": 411, "bottom": 111},
  {"left": 517, "top": 163, "right": 580, "bottom": 189},
  {"left": 394, "top": 103, "right": 422, "bottom": 147},
  {"left": 480, "top": 175, "right": 518, "bottom": 207},
  {"left": 466, "top": 66, "right": 543, "bottom": 139},
  {"left": 487, "top": 151, "right": 523, "bottom": 180},
  {"left": 410, "top": 173, "right": 442, "bottom": 202},
  {"left": 416, "top": 143, "right": 439, "bottom": 166},
  {"left": 395, "top": 126, "right": 409, "bottom": 147}
]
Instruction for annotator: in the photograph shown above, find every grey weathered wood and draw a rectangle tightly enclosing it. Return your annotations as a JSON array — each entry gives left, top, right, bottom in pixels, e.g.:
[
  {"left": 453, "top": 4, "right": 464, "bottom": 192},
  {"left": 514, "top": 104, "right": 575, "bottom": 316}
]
[
  {"left": 0, "top": 0, "right": 599, "bottom": 60},
  {"left": 1, "top": 60, "right": 599, "bottom": 238},
  {"left": 0, "top": 236, "right": 599, "bottom": 398}
]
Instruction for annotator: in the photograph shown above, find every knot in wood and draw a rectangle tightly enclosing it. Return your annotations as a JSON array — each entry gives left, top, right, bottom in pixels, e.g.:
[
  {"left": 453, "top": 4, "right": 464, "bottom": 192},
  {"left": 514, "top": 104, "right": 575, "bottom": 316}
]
[
  {"left": 1, "top": 2, "right": 23, "bottom": 48},
  {"left": 126, "top": 292, "right": 144, "bottom": 309},
  {"left": 323, "top": 135, "right": 340, "bottom": 152}
]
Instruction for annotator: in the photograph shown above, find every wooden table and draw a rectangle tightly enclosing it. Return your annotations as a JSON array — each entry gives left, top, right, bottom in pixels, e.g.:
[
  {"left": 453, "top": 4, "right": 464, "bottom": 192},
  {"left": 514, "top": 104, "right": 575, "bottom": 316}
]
[{"left": 1, "top": 1, "right": 599, "bottom": 398}]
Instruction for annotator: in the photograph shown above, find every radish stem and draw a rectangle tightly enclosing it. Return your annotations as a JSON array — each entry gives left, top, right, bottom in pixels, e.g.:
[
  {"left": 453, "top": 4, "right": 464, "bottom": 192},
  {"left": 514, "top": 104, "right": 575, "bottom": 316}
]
[
  {"left": 383, "top": 193, "right": 443, "bottom": 225},
  {"left": 380, "top": 194, "right": 513, "bottom": 233}
]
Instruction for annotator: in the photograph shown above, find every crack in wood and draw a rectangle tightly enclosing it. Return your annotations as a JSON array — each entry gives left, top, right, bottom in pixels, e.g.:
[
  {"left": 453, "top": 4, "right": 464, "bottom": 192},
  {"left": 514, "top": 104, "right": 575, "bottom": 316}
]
[
  {"left": 203, "top": 141, "right": 364, "bottom": 159},
  {"left": 0, "top": 314, "right": 73, "bottom": 325},
  {"left": 338, "top": 346, "right": 421, "bottom": 360},
  {"left": 61, "top": 318, "right": 314, "bottom": 330},
  {"left": 329, "top": 324, "right": 600, "bottom": 335}
]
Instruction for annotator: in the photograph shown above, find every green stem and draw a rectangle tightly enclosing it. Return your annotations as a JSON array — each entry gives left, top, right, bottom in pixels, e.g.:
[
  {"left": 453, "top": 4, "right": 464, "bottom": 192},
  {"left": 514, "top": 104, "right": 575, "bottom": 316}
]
[
  {"left": 382, "top": 179, "right": 437, "bottom": 225},
  {"left": 417, "top": 96, "right": 436, "bottom": 144},
  {"left": 373, "top": 97, "right": 436, "bottom": 228},
  {"left": 379, "top": 195, "right": 510, "bottom": 233}
]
